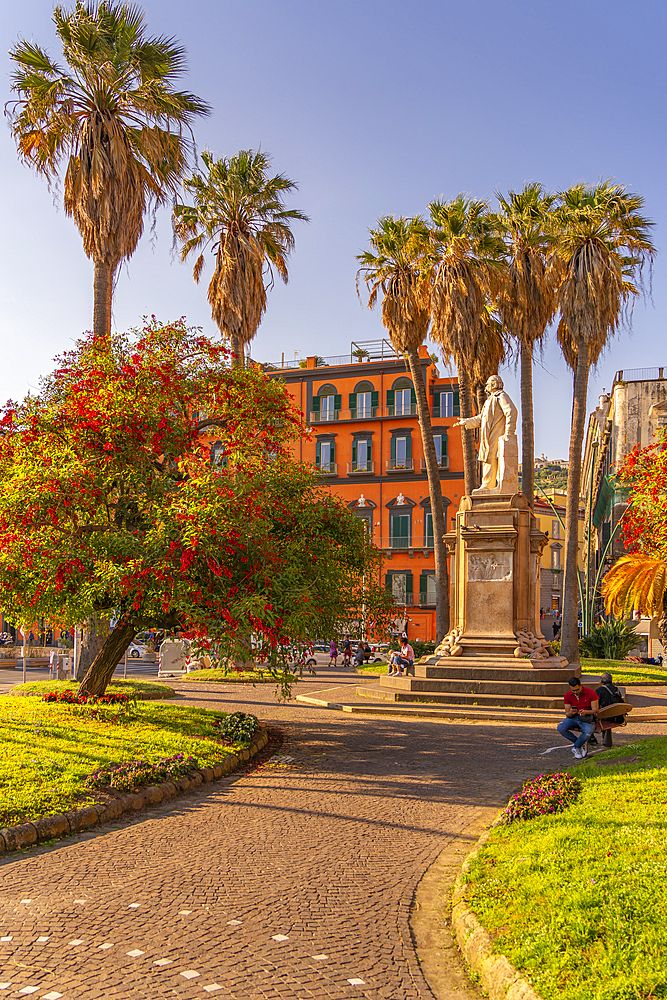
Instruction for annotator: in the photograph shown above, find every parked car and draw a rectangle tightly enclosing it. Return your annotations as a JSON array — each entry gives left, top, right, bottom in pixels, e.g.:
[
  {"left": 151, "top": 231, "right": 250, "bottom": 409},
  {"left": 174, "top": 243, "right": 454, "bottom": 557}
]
[{"left": 126, "top": 641, "right": 149, "bottom": 659}]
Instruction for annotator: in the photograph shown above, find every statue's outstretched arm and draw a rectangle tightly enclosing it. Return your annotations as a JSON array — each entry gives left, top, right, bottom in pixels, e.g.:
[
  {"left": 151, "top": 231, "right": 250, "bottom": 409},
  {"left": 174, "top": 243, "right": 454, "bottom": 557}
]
[{"left": 454, "top": 414, "right": 482, "bottom": 430}]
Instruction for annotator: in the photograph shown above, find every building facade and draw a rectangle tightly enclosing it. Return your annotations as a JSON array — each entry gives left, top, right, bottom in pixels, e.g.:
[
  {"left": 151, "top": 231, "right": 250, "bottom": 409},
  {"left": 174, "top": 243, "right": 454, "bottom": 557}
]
[
  {"left": 264, "top": 340, "right": 466, "bottom": 641},
  {"left": 533, "top": 490, "right": 584, "bottom": 614},
  {"left": 582, "top": 366, "right": 667, "bottom": 589}
]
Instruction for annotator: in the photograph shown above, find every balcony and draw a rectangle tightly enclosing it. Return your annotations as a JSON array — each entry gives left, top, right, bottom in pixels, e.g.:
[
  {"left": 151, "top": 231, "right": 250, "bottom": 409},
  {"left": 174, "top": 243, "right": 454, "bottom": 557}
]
[
  {"left": 308, "top": 405, "right": 415, "bottom": 424},
  {"left": 347, "top": 461, "right": 375, "bottom": 475},
  {"left": 420, "top": 456, "right": 450, "bottom": 471},
  {"left": 432, "top": 406, "right": 459, "bottom": 419},
  {"left": 386, "top": 459, "right": 414, "bottom": 473},
  {"left": 315, "top": 463, "right": 338, "bottom": 477},
  {"left": 376, "top": 536, "right": 433, "bottom": 552}
]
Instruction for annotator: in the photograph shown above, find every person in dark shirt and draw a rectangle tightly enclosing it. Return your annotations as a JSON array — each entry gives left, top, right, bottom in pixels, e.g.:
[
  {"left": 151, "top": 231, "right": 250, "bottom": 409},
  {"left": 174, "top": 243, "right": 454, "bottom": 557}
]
[
  {"left": 595, "top": 672, "right": 626, "bottom": 724},
  {"left": 557, "top": 676, "right": 599, "bottom": 759}
]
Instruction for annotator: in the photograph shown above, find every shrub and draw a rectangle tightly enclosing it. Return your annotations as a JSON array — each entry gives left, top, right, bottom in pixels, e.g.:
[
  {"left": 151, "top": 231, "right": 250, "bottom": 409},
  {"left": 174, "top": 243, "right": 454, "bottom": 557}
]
[
  {"left": 212, "top": 711, "right": 258, "bottom": 741},
  {"left": 505, "top": 772, "right": 581, "bottom": 823},
  {"left": 579, "top": 618, "right": 639, "bottom": 660},
  {"left": 85, "top": 753, "right": 199, "bottom": 792}
]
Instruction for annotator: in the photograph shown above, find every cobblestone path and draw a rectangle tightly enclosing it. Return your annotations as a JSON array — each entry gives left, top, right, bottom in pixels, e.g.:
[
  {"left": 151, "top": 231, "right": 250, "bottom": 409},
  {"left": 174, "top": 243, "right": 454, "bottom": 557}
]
[{"left": 1, "top": 671, "right": 661, "bottom": 998}]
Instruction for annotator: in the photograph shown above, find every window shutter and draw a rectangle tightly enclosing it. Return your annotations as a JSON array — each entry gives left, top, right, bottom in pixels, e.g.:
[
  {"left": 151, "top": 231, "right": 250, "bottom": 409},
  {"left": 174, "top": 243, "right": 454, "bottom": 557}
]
[
  {"left": 334, "top": 394, "right": 342, "bottom": 413},
  {"left": 330, "top": 439, "right": 336, "bottom": 463},
  {"left": 406, "top": 572, "right": 413, "bottom": 604},
  {"left": 371, "top": 390, "right": 379, "bottom": 413},
  {"left": 385, "top": 573, "right": 392, "bottom": 592},
  {"left": 387, "top": 389, "right": 395, "bottom": 410},
  {"left": 352, "top": 440, "right": 357, "bottom": 463},
  {"left": 453, "top": 391, "right": 460, "bottom": 417},
  {"left": 390, "top": 436, "right": 396, "bottom": 464},
  {"left": 312, "top": 397, "right": 320, "bottom": 414},
  {"left": 442, "top": 429, "right": 448, "bottom": 455},
  {"left": 410, "top": 387, "right": 417, "bottom": 411},
  {"left": 432, "top": 390, "right": 440, "bottom": 416},
  {"left": 349, "top": 392, "right": 357, "bottom": 413},
  {"left": 419, "top": 573, "right": 427, "bottom": 602},
  {"left": 406, "top": 436, "right": 412, "bottom": 460},
  {"left": 368, "top": 437, "right": 372, "bottom": 460},
  {"left": 315, "top": 440, "right": 321, "bottom": 467}
]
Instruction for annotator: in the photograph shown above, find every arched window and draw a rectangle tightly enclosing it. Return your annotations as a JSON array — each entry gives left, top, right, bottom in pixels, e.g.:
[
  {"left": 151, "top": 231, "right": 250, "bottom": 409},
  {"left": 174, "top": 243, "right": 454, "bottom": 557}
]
[
  {"left": 350, "top": 380, "right": 377, "bottom": 418},
  {"left": 313, "top": 384, "right": 341, "bottom": 422},
  {"left": 388, "top": 377, "right": 415, "bottom": 416}
]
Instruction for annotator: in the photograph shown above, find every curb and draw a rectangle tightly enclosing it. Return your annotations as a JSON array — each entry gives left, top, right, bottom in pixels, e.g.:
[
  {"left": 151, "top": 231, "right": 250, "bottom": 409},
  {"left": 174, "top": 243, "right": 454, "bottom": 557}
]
[
  {"left": 450, "top": 820, "right": 544, "bottom": 1000},
  {"left": 0, "top": 726, "right": 269, "bottom": 856}
]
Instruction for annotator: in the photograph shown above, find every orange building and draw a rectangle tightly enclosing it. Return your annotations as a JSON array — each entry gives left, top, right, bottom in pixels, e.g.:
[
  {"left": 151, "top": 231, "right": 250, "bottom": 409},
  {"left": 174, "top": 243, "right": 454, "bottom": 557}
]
[{"left": 263, "top": 340, "right": 465, "bottom": 641}]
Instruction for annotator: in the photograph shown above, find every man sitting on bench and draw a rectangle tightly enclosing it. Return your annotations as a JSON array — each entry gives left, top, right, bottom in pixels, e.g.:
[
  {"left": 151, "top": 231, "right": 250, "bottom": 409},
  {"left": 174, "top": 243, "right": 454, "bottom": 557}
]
[
  {"left": 596, "top": 672, "right": 626, "bottom": 723},
  {"left": 557, "top": 676, "right": 599, "bottom": 760}
]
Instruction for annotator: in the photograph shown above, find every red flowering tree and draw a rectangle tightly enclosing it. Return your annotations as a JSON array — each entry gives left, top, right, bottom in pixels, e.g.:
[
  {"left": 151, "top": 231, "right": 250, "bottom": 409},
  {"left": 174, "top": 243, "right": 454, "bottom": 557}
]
[
  {"left": 0, "top": 320, "right": 393, "bottom": 696},
  {"left": 603, "top": 432, "right": 667, "bottom": 631}
]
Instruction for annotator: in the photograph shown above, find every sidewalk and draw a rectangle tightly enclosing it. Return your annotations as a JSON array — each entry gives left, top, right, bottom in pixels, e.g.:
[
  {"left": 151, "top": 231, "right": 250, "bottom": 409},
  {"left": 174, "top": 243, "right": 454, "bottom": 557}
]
[{"left": 1, "top": 666, "right": 665, "bottom": 998}]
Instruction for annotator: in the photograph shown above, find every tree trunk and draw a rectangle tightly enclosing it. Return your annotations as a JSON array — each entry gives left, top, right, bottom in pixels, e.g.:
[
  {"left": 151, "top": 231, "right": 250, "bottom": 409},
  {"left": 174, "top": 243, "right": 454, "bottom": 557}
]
[
  {"left": 406, "top": 348, "right": 449, "bottom": 640},
  {"left": 230, "top": 333, "right": 243, "bottom": 368},
  {"left": 93, "top": 260, "right": 113, "bottom": 339},
  {"left": 520, "top": 340, "right": 535, "bottom": 508},
  {"left": 561, "top": 341, "right": 590, "bottom": 664},
  {"left": 76, "top": 614, "right": 110, "bottom": 681},
  {"left": 475, "top": 383, "right": 487, "bottom": 416},
  {"left": 458, "top": 368, "right": 478, "bottom": 495},
  {"left": 78, "top": 621, "right": 137, "bottom": 698}
]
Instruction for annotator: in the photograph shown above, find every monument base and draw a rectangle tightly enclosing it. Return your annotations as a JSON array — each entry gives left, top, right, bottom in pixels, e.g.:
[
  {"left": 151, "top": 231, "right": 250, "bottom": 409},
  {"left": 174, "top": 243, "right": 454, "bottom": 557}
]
[{"left": 377, "top": 491, "right": 579, "bottom": 708}]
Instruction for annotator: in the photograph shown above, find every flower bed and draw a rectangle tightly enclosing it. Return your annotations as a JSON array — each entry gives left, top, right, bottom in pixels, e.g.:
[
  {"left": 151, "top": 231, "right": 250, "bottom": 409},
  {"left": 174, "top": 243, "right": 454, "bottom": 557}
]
[
  {"left": 505, "top": 772, "right": 580, "bottom": 822},
  {"left": 86, "top": 753, "right": 201, "bottom": 792}
]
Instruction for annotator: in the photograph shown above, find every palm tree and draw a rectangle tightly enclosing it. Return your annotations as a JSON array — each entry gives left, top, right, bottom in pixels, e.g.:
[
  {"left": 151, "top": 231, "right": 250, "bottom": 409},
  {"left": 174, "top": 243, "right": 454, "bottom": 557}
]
[
  {"left": 554, "top": 181, "right": 655, "bottom": 663},
  {"left": 356, "top": 216, "right": 449, "bottom": 640},
  {"left": 495, "top": 183, "right": 559, "bottom": 508},
  {"left": 428, "top": 196, "right": 507, "bottom": 495},
  {"left": 174, "top": 150, "right": 308, "bottom": 367},
  {"left": 603, "top": 555, "right": 667, "bottom": 648},
  {"left": 8, "top": 1, "right": 208, "bottom": 339}
]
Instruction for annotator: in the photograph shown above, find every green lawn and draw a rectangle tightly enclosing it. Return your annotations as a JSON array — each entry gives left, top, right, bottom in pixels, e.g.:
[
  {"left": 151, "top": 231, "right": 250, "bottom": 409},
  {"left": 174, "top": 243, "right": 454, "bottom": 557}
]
[
  {"left": 464, "top": 736, "right": 667, "bottom": 1000},
  {"left": 579, "top": 657, "right": 667, "bottom": 687},
  {"left": 186, "top": 668, "right": 281, "bottom": 683},
  {"left": 0, "top": 695, "right": 247, "bottom": 827},
  {"left": 11, "top": 679, "right": 175, "bottom": 698}
]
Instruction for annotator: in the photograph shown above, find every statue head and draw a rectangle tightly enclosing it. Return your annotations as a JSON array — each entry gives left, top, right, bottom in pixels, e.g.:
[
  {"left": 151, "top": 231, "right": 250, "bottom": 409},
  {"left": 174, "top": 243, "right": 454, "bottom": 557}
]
[{"left": 485, "top": 374, "right": 503, "bottom": 393}]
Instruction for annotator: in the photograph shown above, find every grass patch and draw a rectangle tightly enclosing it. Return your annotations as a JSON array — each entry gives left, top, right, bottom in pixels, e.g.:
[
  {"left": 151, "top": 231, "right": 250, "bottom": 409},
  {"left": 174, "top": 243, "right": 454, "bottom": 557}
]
[
  {"left": 464, "top": 736, "right": 667, "bottom": 1000},
  {"left": 579, "top": 657, "right": 667, "bottom": 687},
  {"left": 185, "top": 668, "right": 279, "bottom": 683},
  {"left": 10, "top": 679, "right": 175, "bottom": 699},
  {"left": 355, "top": 663, "right": 389, "bottom": 674},
  {"left": 0, "top": 695, "right": 251, "bottom": 827}
]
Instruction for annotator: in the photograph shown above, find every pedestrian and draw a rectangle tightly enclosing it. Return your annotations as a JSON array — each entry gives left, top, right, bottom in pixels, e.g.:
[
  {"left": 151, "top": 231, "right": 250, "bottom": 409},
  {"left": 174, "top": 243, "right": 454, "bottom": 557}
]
[
  {"left": 552, "top": 619, "right": 561, "bottom": 640},
  {"left": 341, "top": 635, "right": 352, "bottom": 667},
  {"left": 353, "top": 642, "right": 365, "bottom": 668},
  {"left": 595, "top": 672, "right": 626, "bottom": 723},
  {"left": 328, "top": 639, "right": 338, "bottom": 666},
  {"left": 557, "top": 677, "right": 599, "bottom": 759},
  {"left": 391, "top": 635, "right": 415, "bottom": 677}
]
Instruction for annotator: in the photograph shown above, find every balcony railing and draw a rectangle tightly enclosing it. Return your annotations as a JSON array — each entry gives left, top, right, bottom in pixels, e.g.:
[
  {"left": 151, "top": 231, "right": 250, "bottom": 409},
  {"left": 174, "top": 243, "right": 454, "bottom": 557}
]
[
  {"left": 347, "top": 461, "right": 375, "bottom": 475},
  {"left": 420, "top": 456, "right": 450, "bottom": 471},
  {"left": 386, "top": 459, "right": 414, "bottom": 473},
  {"left": 375, "top": 536, "right": 433, "bottom": 551},
  {"left": 432, "top": 406, "right": 460, "bottom": 419},
  {"left": 308, "top": 405, "right": 417, "bottom": 423},
  {"left": 315, "top": 463, "right": 338, "bottom": 476}
]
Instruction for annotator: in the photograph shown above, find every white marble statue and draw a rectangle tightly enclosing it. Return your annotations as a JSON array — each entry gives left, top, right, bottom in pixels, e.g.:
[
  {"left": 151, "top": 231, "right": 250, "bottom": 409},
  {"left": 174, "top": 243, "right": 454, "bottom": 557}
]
[{"left": 454, "top": 374, "right": 519, "bottom": 494}]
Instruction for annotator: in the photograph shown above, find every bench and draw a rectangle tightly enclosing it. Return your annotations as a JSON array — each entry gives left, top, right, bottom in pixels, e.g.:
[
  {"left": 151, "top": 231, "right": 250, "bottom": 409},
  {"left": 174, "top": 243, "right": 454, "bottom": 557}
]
[{"left": 572, "top": 702, "right": 633, "bottom": 748}]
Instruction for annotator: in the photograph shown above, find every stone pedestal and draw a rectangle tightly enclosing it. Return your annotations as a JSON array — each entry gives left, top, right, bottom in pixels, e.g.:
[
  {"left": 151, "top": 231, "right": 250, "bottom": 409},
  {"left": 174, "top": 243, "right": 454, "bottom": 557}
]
[
  {"left": 367, "top": 491, "right": 577, "bottom": 710},
  {"left": 446, "top": 491, "right": 550, "bottom": 656}
]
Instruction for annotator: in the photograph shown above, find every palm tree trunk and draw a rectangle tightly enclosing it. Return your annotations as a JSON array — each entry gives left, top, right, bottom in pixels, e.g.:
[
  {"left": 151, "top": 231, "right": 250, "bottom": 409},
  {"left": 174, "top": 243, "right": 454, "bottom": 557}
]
[
  {"left": 475, "top": 383, "right": 487, "bottom": 416},
  {"left": 459, "top": 368, "right": 478, "bottom": 495},
  {"left": 78, "top": 620, "right": 137, "bottom": 698},
  {"left": 561, "top": 340, "right": 590, "bottom": 664},
  {"left": 230, "top": 334, "right": 243, "bottom": 368},
  {"left": 406, "top": 349, "right": 449, "bottom": 640},
  {"left": 93, "top": 260, "right": 113, "bottom": 339},
  {"left": 520, "top": 340, "right": 535, "bottom": 508}
]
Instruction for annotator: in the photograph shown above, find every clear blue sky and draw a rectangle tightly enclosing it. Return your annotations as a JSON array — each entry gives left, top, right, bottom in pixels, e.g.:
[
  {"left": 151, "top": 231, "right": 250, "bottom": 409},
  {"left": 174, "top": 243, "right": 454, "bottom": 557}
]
[{"left": 2, "top": 0, "right": 665, "bottom": 458}]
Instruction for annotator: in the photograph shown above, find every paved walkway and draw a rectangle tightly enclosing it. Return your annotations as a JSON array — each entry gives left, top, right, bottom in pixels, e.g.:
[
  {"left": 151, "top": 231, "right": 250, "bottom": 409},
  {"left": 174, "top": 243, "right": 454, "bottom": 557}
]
[{"left": 1, "top": 667, "right": 666, "bottom": 999}]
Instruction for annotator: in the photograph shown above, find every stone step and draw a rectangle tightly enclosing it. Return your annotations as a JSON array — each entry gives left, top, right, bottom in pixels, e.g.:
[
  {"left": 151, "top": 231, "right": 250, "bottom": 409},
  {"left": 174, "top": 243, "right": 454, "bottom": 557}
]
[
  {"left": 416, "top": 664, "right": 572, "bottom": 683},
  {"left": 380, "top": 675, "right": 568, "bottom": 698},
  {"left": 359, "top": 685, "right": 563, "bottom": 709}
]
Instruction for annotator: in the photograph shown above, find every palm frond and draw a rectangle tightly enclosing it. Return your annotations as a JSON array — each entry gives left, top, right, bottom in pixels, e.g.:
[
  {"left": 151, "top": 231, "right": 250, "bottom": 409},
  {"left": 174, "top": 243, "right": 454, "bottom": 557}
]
[{"left": 602, "top": 555, "right": 667, "bottom": 618}]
